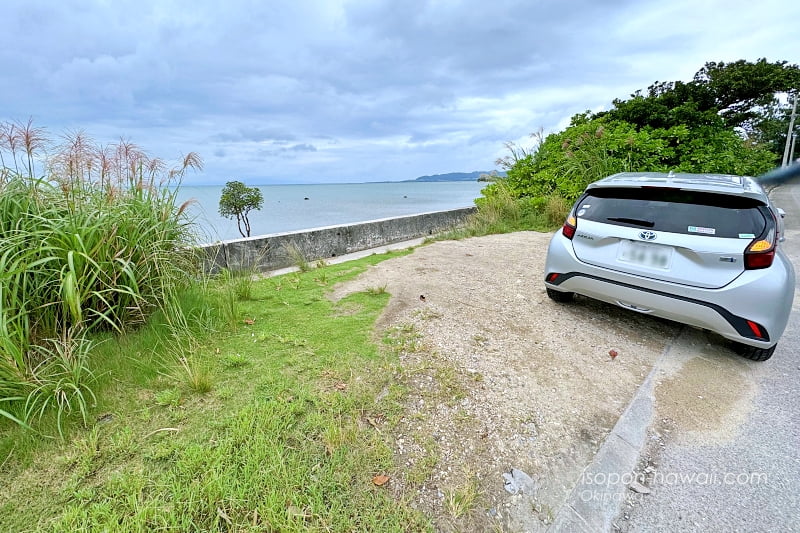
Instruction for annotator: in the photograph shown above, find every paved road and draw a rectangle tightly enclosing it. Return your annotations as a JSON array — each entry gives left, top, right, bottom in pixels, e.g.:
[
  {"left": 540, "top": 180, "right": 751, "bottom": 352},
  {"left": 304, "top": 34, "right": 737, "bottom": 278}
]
[{"left": 614, "top": 182, "right": 800, "bottom": 532}]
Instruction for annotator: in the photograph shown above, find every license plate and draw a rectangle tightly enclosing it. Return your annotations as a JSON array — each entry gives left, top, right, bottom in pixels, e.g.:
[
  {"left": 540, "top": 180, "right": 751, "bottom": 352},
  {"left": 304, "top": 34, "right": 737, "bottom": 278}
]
[{"left": 618, "top": 240, "right": 673, "bottom": 269}]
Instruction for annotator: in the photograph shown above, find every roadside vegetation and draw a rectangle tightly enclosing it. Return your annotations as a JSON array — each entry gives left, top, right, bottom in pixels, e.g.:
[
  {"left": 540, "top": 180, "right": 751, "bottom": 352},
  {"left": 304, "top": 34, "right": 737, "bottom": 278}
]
[
  {"left": 0, "top": 121, "right": 429, "bottom": 529},
  {"left": 0, "top": 124, "right": 202, "bottom": 435},
  {"left": 0, "top": 253, "right": 431, "bottom": 530},
  {"left": 461, "top": 59, "right": 800, "bottom": 237}
]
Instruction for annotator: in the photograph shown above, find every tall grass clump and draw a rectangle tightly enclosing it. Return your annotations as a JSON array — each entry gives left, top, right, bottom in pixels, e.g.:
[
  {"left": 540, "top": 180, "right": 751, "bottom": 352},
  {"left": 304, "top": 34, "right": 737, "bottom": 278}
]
[
  {"left": 0, "top": 120, "right": 203, "bottom": 428},
  {"left": 284, "top": 242, "right": 310, "bottom": 272},
  {"left": 442, "top": 179, "right": 554, "bottom": 239},
  {"left": 544, "top": 194, "right": 571, "bottom": 226},
  {"left": 472, "top": 179, "right": 521, "bottom": 231}
]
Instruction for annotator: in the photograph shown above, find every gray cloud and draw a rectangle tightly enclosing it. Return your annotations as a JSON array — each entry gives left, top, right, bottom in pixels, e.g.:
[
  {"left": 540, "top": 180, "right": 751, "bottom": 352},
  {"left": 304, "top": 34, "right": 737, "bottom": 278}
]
[
  {"left": 289, "top": 144, "right": 317, "bottom": 152},
  {"left": 1, "top": 0, "right": 798, "bottom": 184}
]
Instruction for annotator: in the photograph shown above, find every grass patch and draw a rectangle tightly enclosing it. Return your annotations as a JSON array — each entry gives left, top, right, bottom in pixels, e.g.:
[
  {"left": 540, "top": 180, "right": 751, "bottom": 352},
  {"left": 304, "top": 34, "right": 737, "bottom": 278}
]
[
  {"left": 0, "top": 131, "right": 203, "bottom": 437},
  {"left": 284, "top": 242, "right": 310, "bottom": 272},
  {"left": 0, "top": 251, "right": 431, "bottom": 531},
  {"left": 218, "top": 267, "right": 258, "bottom": 301},
  {"left": 405, "top": 434, "right": 440, "bottom": 486},
  {"left": 445, "top": 473, "right": 480, "bottom": 519},
  {"left": 414, "top": 307, "right": 443, "bottom": 320},
  {"left": 366, "top": 284, "right": 388, "bottom": 295},
  {"left": 435, "top": 179, "right": 563, "bottom": 241},
  {"left": 384, "top": 323, "right": 424, "bottom": 354}
]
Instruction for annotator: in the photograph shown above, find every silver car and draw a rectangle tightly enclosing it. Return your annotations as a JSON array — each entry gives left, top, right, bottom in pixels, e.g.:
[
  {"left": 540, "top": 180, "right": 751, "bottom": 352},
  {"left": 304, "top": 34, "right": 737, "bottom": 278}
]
[{"left": 544, "top": 171, "right": 796, "bottom": 361}]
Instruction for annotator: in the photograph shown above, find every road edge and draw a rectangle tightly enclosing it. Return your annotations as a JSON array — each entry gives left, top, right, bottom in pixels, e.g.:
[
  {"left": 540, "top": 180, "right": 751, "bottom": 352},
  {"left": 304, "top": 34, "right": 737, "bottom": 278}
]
[{"left": 548, "top": 337, "right": 677, "bottom": 532}]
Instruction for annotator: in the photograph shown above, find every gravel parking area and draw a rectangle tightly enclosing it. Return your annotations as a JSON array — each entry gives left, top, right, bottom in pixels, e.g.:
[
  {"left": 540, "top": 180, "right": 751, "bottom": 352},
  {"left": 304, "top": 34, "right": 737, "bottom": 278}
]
[{"left": 332, "top": 232, "right": 682, "bottom": 531}]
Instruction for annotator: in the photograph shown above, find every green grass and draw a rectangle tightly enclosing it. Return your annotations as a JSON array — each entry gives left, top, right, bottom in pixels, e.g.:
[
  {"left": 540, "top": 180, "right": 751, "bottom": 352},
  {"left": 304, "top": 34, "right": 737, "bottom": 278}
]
[
  {"left": 436, "top": 179, "right": 563, "bottom": 241},
  {"left": 444, "top": 473, "right": 480, "bottom": 519},
  {"left": 0, "top": 252, "right": 431, "bottom": 531}
]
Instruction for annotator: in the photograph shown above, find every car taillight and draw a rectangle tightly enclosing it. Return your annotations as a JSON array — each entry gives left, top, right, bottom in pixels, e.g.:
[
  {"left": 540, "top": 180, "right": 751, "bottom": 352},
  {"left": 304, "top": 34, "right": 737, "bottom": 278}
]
[
  {"left": 562, "top": 215, "right": 577, "bottom": 240},
  {"left": 744, "top": 214, "right": 776, "bottom": 270},
  {"left": 744, "top": 248, "right": 775, "bottom": 269}
]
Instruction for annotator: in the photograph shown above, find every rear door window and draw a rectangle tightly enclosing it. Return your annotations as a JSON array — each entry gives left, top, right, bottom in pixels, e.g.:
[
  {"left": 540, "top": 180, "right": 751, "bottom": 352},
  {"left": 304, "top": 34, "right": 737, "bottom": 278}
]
[{"left": 578, "top": 187, "right": 766, "bottom": 238}]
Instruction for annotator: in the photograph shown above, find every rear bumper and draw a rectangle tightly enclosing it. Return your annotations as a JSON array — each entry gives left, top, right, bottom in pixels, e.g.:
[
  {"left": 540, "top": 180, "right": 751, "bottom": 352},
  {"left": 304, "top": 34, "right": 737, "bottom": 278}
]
[
  {"left": 546, "top": 271, "right": 773, "bottom": 346},
  {"left": 544, "top": 234, "right": 795, "bottom": 349}
]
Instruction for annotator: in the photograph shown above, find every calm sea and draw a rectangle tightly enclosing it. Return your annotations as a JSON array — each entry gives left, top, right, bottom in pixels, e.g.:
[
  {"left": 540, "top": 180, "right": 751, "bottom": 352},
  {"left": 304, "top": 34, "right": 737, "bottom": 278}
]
[{"left": 175, "top": 181, "right": 486, "bottom": 243}]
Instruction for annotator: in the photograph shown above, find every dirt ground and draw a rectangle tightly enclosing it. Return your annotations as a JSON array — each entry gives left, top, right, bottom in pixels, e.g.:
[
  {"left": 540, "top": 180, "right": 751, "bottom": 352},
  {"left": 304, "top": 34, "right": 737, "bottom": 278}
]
[{"left": 331, "top": 232, "right": 682, "bottom": 532}]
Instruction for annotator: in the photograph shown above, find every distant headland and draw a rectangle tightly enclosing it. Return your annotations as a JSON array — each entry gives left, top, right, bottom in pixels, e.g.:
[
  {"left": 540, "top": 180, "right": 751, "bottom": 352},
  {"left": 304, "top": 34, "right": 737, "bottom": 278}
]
[{"left": 410, "top": 170, "right": 506, "bottom": 182}]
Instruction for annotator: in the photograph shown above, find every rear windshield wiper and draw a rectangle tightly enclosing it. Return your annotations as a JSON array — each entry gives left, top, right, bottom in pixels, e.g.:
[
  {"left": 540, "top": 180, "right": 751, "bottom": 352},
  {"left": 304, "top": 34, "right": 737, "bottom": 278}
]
[{"left": 606, "top": 217, "right": 655, "bottom": 227}]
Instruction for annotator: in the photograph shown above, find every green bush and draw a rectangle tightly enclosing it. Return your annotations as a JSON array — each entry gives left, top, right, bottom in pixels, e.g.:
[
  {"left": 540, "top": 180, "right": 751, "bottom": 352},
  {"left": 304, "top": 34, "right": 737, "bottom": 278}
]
[{"left": 492, "top": 59, "right": 794, "bottom": 217}]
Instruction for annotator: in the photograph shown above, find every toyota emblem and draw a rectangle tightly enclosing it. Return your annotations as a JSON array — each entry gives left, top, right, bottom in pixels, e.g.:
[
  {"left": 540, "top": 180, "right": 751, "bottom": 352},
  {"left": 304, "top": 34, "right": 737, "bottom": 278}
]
[{"left": 638, "top": 230, "right": 657, "bottom": 241}]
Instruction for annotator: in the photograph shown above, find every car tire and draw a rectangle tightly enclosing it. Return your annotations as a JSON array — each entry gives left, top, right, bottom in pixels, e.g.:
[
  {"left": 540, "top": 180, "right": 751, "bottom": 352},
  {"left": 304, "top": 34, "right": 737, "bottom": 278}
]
[
  {"left": 546, "top": 288, "right": 574, "bottom": 303},
  {"left": 734, "top": 342, "right": 776, "bottom": 362}
]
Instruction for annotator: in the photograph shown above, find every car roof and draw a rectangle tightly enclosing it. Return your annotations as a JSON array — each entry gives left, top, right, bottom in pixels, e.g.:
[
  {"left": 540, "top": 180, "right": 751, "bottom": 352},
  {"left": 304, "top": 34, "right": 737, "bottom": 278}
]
[{"left": 587, "top": 171, "right": 768, "bottom": 202}]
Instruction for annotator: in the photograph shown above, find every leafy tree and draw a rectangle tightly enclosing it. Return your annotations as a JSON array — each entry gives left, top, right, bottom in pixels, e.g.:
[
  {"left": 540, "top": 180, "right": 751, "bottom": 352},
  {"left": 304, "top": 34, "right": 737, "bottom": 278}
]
[
  {"left": 606, "top": 80, "right": 721, "bottom": 131},
  {"left": 502, "top": 116, "right": 773, "bottom": 201},
  {"left": 500, "top": 59, "right": 796, "bottom": 205},
  {"left": 606, "top": 59, "right": 800, "bottom": 164},
  {"left": 219, "top": 180, "right": 263, "bottom": 238},
  {"left": 694, "top": 59, "right": 800, "bottom": 132}
]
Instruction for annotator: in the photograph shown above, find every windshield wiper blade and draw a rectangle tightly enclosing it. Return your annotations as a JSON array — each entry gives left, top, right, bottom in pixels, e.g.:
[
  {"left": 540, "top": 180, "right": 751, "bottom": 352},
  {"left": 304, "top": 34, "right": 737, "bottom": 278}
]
[{"left": 606, "top": 217, "right": 655, "bottom": 227}]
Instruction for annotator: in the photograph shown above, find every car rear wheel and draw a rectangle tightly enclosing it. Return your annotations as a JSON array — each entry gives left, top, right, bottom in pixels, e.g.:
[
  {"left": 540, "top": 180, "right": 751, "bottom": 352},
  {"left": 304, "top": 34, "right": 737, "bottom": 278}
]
[
  {"left": 546, "top": 288, "right": 574, "bottom": 303},
  {"left": 734, "top": 342, "right": 776, "bottom": 361}
]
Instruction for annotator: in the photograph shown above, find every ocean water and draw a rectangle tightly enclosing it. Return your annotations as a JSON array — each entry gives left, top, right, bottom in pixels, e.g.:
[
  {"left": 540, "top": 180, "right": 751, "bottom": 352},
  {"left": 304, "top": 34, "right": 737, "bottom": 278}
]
[{"left": 175, "top": 181, "right": 486, "bottom": 243}]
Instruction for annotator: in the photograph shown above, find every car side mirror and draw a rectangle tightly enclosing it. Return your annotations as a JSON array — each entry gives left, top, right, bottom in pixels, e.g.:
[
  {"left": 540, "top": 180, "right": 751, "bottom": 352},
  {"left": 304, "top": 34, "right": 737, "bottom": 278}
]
[{"left": 777, "top": 208, "right": 786, "bottom": 219}]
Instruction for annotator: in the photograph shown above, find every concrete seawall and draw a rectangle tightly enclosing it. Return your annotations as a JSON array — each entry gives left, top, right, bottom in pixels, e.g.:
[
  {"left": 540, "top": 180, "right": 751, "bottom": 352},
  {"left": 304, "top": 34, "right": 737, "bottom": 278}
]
[{"left": 198, "top": 207, "right": 476, "bottom": 274}]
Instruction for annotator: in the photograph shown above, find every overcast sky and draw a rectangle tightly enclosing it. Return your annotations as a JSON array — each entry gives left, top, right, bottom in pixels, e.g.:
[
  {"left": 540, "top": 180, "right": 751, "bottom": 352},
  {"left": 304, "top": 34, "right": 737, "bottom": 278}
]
[{"left": 1, "top": 0, "right": 798, "bottom": 185}]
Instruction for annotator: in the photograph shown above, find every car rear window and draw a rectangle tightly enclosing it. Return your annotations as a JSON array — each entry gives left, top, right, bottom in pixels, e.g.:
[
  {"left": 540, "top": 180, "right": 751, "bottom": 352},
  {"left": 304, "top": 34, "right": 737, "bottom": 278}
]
[{"left": 577, "top": 187, "right": 766, "bottom": 238}]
